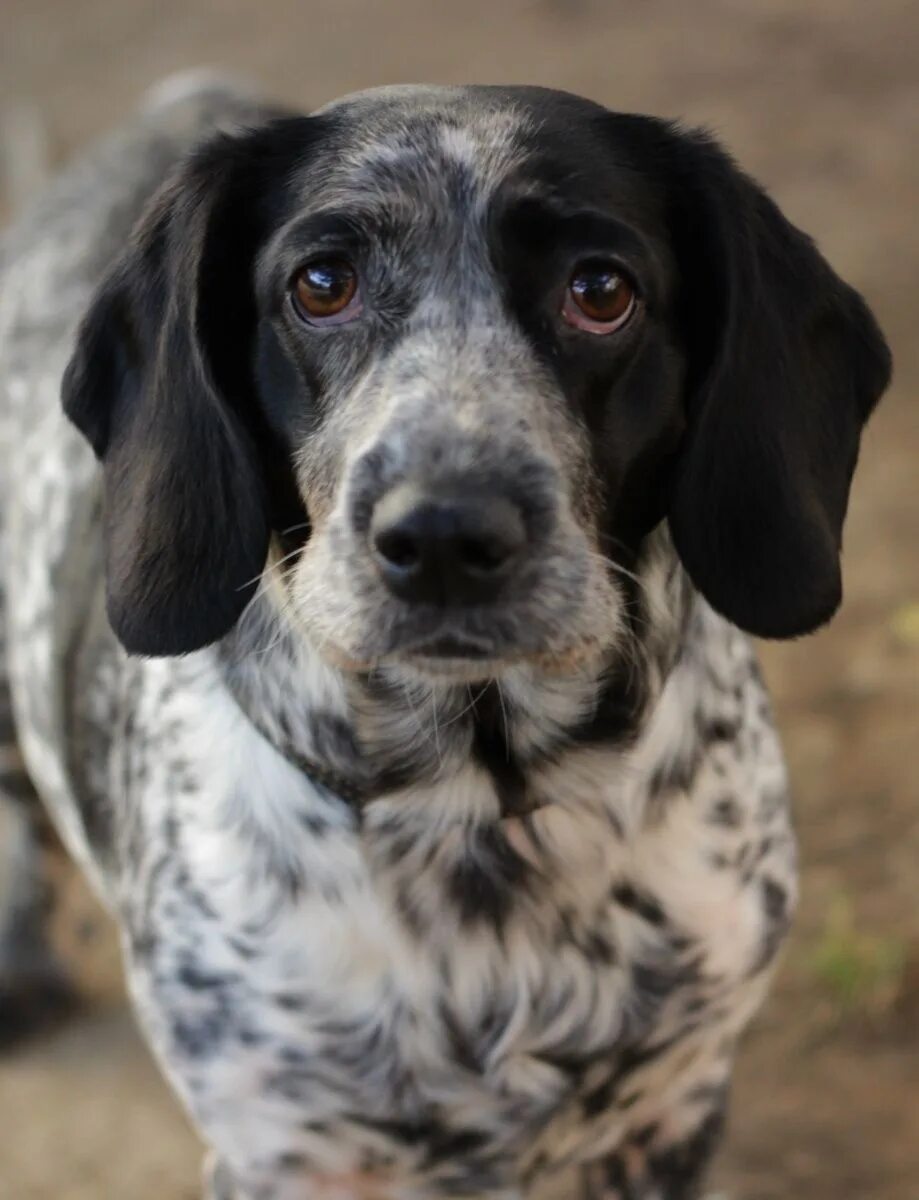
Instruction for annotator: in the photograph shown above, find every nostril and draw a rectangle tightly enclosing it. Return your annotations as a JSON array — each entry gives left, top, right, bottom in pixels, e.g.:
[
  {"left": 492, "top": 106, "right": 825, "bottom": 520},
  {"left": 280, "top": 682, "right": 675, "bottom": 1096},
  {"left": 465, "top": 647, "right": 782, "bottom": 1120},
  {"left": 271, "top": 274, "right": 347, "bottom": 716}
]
[
  {"left": 458, "top": 534, "right": 514, "bottom": 573},
  {"left": 375, "top": 528, "right": 420, "bottom": 570},
  {"left": 459, "top": 502, "right": 527, "bottom": 576}
]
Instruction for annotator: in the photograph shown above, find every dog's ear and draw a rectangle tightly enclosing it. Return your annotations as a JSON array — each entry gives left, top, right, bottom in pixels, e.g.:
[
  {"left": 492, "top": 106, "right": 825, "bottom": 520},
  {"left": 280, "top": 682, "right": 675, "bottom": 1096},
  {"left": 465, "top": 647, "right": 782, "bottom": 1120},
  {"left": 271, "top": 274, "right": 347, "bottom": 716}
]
[
  {"left": 63, "top": 121, "right": 310, "bottom": 656},
  {"left": 636, "top": 122, "right": 891, "bottom": 638}
]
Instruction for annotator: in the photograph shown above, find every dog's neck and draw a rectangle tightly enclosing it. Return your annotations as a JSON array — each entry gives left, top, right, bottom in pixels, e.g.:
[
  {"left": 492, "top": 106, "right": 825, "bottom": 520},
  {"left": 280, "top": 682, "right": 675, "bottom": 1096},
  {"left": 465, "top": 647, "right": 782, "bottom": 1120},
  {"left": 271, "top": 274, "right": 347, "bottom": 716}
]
[{"left": 217, "top": 529, "right": 693, "bottom": 817}]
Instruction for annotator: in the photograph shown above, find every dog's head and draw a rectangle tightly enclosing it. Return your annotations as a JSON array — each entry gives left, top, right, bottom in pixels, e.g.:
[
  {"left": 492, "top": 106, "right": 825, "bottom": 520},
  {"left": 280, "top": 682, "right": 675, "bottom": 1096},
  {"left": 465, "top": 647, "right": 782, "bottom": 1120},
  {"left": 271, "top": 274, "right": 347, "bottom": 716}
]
[{"left": 63, "top": 85, "right": 890, "bottom": 677}]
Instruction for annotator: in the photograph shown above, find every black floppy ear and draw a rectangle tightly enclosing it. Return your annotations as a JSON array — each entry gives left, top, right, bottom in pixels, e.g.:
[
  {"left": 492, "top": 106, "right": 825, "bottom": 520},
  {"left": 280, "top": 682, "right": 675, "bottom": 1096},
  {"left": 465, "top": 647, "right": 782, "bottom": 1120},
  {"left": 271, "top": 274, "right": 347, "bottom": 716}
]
[
  {"left": 656, "top": 126, "right": 891, "bottom": 638},
  {"left": 63, "top": 123, "right": 302, "bottom": 656}
]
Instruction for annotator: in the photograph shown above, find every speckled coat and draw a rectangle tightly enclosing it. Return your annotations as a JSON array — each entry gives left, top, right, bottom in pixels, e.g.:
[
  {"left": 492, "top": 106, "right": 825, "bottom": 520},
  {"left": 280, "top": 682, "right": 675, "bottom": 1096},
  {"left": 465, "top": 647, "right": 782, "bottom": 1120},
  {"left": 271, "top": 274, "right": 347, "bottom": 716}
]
[{"left": 0, "top": 78, "right": 888, "bottom": 1200}]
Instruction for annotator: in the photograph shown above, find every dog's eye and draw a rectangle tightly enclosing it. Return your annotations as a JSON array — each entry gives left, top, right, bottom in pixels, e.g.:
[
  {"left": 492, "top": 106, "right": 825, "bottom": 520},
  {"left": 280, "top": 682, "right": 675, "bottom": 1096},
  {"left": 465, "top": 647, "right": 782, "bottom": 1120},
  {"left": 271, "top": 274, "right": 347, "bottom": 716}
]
[
  {"left": 563, "top": 261, "right": 636, "bottom": 334},
  {"left": 292, "top": 258, "right": 361, "bottom": 324}
]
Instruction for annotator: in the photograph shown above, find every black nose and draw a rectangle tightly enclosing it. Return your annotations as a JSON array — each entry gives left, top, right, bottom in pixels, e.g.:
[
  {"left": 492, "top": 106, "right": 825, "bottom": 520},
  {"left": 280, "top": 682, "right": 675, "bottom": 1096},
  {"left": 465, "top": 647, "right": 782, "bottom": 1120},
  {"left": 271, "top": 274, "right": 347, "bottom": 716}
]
[{"left": 370, "top": 486, "right": 527, "bottom": 605}]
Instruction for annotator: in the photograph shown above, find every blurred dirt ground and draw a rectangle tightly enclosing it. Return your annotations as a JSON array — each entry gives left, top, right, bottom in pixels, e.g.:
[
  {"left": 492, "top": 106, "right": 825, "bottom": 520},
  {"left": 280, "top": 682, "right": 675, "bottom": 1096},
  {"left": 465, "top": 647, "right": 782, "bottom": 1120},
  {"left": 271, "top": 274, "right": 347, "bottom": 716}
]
[{"left": 1, "top": 1, "right": 917, "bottom": 1197}]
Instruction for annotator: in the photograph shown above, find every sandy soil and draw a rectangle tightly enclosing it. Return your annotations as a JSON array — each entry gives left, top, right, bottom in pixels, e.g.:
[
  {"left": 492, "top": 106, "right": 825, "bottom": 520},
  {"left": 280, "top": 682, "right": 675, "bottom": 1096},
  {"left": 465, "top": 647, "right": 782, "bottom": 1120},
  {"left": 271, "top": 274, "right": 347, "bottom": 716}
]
[{"left": 1, "top": 1, "right": 917, "bottom": 1197}]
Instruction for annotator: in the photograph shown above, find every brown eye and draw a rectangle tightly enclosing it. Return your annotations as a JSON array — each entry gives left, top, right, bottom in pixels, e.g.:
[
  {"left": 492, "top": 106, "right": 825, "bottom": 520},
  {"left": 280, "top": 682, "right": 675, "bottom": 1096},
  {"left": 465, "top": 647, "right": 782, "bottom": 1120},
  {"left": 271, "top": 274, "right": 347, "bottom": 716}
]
[
  {"left": 563, "top": 261, "right": 636, "bottom": 333},
  {"left": 292, "top": 258, "right": 361, "bottom": 324}
]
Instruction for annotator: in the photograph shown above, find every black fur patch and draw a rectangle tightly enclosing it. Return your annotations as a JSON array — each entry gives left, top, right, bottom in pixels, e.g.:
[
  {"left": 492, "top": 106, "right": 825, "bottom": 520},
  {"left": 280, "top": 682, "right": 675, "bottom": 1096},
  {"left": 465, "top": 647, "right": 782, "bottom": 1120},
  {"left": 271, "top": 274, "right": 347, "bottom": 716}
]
[
  {"left": 612, "top": 882, "right": 668, "bottom": 927},
  {"left": 445, "top": 824, "right": 529, "bottom": 929},
  {"left": 469, "top": 682, "right": 532, "bottom": 816}
]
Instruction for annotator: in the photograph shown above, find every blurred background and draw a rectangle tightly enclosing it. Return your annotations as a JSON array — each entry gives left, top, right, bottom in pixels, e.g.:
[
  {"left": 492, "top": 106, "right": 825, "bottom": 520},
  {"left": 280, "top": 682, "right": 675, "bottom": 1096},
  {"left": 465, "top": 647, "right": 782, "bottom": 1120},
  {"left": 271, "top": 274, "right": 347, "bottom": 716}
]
[{"left": 1, "top": 1, "right": 916, "bottom": 1197}]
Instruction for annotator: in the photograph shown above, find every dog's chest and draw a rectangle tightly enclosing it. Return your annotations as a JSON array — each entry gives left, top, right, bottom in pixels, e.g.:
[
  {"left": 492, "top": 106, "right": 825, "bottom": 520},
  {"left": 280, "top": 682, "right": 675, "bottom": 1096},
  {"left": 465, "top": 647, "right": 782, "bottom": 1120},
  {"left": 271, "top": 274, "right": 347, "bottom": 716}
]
[{"left": 117, "top": 649, "right": 795, "bottom": 1185}]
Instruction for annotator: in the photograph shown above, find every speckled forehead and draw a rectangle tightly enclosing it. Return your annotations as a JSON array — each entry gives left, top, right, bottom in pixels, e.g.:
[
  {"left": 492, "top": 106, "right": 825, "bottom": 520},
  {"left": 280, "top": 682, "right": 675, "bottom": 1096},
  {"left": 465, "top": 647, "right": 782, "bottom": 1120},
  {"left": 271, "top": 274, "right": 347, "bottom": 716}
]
[{"left": 310, "top": 90, "right": 534, "bottom": 209}]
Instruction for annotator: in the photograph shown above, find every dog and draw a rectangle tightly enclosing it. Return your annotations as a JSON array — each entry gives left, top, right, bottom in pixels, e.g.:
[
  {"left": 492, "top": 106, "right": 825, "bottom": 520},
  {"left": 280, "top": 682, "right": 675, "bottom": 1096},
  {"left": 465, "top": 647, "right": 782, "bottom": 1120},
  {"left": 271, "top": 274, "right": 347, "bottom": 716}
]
[{"left": 0, "top": 76, "right": 890, "bottom": 1199}]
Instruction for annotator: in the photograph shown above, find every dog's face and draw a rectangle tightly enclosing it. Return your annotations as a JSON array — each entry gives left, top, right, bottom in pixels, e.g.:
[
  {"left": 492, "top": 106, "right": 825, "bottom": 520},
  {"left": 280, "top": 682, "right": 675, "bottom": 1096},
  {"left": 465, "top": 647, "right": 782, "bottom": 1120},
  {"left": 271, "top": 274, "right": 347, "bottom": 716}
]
[
  {"left": 254, "top": 88, "right": 685, "bottom": 677},
  {"left": 64, "top": 86, "right": 890, "bottom": 674}
]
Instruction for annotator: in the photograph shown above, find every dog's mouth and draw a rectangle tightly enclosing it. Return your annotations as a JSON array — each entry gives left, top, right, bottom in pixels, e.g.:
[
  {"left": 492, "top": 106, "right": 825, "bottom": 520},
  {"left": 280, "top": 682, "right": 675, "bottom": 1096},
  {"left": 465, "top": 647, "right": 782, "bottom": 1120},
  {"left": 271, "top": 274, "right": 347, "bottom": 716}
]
[
  {"left": 298, "top": 604, "right": 607, "bottom": 685},
  {"left": 410, "top": 633, "right": 495, "bottom": 660},
  {"left": 310, "top": 614, "right": 540, "bottom": 680},
  {"left": 398, "top": 632, "right": 516, "bottom": 681}
]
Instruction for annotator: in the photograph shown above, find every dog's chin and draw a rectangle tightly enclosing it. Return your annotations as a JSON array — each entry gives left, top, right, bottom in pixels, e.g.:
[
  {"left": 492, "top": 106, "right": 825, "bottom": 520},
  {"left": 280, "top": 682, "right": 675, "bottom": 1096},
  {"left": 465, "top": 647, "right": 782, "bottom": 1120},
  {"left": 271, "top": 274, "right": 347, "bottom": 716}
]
[
  {"left": 396, "top": 652, "right": 519, "bottom": 685},
  {"left": 394, "top": 663, "right": 496, "bottom": 687}
]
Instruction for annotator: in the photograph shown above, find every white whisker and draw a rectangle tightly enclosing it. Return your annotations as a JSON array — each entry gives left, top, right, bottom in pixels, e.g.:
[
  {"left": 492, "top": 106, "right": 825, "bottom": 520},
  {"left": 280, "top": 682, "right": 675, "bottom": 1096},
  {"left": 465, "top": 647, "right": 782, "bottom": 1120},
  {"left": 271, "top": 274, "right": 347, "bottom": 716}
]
[
  {"left": 430, "top": 687, "right": 442, "bottom": 766},
  {"left": 494, "top": 678, "right": 511, "bottom": 760},
  {"left": 441, "top": 682, "right": 490, "bottom": 731},
  {"left": 236, "top": 540, "right": 306, "bottom": 594},
  {"left": 398, "top": 678, "right": 431, "bottom": 748},
  {"left": 589, "top": 549, "right": 649, "bottom": 595}
]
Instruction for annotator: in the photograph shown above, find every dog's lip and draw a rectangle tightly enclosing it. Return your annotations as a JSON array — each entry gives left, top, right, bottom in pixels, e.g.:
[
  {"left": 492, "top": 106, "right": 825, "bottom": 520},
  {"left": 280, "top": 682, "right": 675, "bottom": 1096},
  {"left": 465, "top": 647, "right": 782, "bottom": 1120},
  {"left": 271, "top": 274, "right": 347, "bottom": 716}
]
[{"left": 408, "top": 634, "right": 495, "bottom": 660}]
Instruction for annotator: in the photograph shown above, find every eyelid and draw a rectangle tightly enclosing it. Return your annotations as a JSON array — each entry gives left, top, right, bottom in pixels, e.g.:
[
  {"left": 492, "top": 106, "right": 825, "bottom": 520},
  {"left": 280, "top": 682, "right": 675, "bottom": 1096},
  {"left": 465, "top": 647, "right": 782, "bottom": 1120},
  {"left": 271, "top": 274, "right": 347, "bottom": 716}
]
[
  {"left": 287, "top": 253, "right": 356, "bottom": 290},
  {"left": 271, "top": 224, "right": 369, "bottom": 290},
  {"left": 291, "top": 239, "right": 365, "bottom": 275},
  {"left": 569, "top": 254, "right": 642, "bottom": 294}
]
